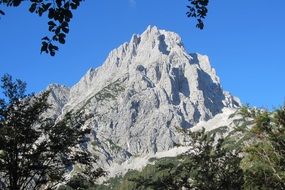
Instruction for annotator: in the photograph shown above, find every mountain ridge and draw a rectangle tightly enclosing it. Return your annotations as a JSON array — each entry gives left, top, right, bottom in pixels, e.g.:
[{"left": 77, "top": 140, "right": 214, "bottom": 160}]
[{"left": 45, "top": 26, "right": 241, "bottom": 177}]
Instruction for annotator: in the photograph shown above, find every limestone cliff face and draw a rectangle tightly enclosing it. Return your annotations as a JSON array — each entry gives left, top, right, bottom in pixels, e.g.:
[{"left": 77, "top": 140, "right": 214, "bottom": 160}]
[
  {"left": 45, "top": 84, "right": 70, "bottom": 119},
  {"left": 47, "top": 26, "right": 240, "bottom": 169}
]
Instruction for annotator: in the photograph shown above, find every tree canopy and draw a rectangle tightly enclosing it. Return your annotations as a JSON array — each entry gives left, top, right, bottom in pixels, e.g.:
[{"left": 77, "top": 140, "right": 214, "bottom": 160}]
[
  {"left": 0, "top": 74, "right": 104, "bottom": 190},
  {"left": 125, "top": 128, "right": 243, "bottom": 190},
  {"left": 94, "top": 105, "right": 285, "bottom": 190},
  {"left": 241, "top": 106, "right": 285, "bottom": 189}
]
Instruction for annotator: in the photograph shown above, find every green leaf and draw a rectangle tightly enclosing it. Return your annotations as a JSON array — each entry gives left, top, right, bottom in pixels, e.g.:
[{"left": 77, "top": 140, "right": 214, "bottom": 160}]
[
  {"left": 0, "top": 10, "right": 5, "bottom": 16},
  {"left": 41, "top": 42, "right": 48, "bottom": 54},
  {"left": 70, "top": 3, "right": 77, "bottom": 9},
  {"left": 41, "top": 36, "right": 50, "bottom": 41},
  {"left": 48, "top": 21, "right": 56, "bottom": 26},
  {"left": 58, "top": 37, "right": 65, "bottom": 44},
  {"left": 29, "top": 3, "right": 37, "bottom": 13},
  {"left": 62, "top": 27, "right": 69, "bottom": 34},
  {"left": 12, "top": 0, "right": 22, "bottom": 7},
  {"left": 64, "top": 9, "right": 73, "bottom": 19},
  {"left": 48, "top": 8, "right": 55, "bottom": 19},
  {"left": 43, "top": 3, "right": 52, "bottom": 11},
  {"left": 56, "top": 0, "right": 63, "bottom": 7}
]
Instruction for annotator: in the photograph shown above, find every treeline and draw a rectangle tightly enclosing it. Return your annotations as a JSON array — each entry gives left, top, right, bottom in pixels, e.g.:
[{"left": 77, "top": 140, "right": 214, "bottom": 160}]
[
  {"left": 1, "top": 74, "right": 285, "bottom": 190},
  {"left": 62, "top": 106, "right": 285, "bottom": 190}
]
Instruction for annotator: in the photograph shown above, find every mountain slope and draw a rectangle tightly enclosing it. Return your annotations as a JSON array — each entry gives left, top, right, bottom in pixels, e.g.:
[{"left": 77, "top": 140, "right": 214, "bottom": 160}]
[{"left": 47, "top": 26, "right": 241, "bottom": 176}]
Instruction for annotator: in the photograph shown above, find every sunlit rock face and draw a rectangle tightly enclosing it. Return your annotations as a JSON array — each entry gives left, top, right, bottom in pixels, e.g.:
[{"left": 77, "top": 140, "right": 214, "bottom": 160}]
[{"left": 47, "top": 26, "right": 241, "bottom": 169}]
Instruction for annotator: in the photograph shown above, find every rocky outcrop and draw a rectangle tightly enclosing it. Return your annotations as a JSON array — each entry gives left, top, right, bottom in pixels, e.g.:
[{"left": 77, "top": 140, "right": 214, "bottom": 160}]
[{"left": 47, "top": 26, "right": 241, "bottom": 172}]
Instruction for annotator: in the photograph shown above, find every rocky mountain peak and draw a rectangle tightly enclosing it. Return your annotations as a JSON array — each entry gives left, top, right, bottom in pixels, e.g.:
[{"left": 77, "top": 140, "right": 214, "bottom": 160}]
[{"left": 46, "top": 26, "right": 241, "bottom": 173}]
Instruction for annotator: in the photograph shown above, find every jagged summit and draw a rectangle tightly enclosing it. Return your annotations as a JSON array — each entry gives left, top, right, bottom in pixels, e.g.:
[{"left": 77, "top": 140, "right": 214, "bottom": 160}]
[
  {"left": 65, "top": 26, "right": 239, "bottom": 111},
  {"left": 106, "top": 25, "right": 185, "bottom": 65},
  {"left": 47, "top": 26, "right": 241, "bottom": 174}
]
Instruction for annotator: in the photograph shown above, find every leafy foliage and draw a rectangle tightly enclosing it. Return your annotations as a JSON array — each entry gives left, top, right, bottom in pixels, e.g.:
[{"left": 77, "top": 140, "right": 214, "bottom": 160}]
[
  {"left": 0, "top": 77, "right": 284, "bottom": 190},
  {"left": 0, "top": 0, "right": 211, "bottom": 56},
  {"left": 0, "top": 74, "right": 104, "bottom": 190},
  {"left": 113, "top": 128, "right": 244, "bottom": 190},
  {"left": 241, "top": 106, "right": 285, "bottom": 189},
  {"left": 0, "top": 0, "right": 83, "bottom": 56},
  {"left": 63, "top": 105, "right": 285, "bottom": 190},
  {"left": 58, "top": 174, "right": 101, "bottom": 190},
  {"left": 186, "top": 0, "right": 209, "bottom": 29}
]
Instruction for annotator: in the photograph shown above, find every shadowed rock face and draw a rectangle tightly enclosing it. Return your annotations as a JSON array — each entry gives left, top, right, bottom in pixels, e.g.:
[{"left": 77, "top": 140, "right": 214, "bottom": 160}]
[{"left": 47, "top": 26, "right": 241, "bottom": 168}]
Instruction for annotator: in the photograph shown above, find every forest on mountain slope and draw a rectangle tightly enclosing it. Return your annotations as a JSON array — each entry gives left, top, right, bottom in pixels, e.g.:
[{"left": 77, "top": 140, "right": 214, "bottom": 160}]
[{"left": 60, "top": 106, "right": 285, "bottom": 190}]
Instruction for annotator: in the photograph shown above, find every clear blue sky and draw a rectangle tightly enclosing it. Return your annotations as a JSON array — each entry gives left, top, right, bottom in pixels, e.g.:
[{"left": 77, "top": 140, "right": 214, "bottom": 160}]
[{"left": 0, "top": 0, "right": 284, "bottom": 109}]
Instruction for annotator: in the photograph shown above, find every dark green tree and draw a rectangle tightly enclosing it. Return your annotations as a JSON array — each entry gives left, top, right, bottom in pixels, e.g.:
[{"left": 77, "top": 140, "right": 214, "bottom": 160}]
[
  {"left": 130, "top": 128, "right": 244, "bottom": 190},
  {"left": 0, "top": 74, "right": 104, "bottom": 190},
  {"left": 241, "top": 106, "right": 285, "bottom": 189}
]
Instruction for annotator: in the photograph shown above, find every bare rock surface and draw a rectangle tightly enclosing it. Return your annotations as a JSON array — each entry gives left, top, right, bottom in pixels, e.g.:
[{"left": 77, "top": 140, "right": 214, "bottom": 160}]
[{"left": 46, "top": 26, "right": 241, "bottom": 175}]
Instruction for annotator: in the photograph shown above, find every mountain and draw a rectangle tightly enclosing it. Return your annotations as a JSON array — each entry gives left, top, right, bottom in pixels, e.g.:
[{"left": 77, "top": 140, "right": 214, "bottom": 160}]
[{"left": 46, "top": 26, "right": 241, "bottom": 178}]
